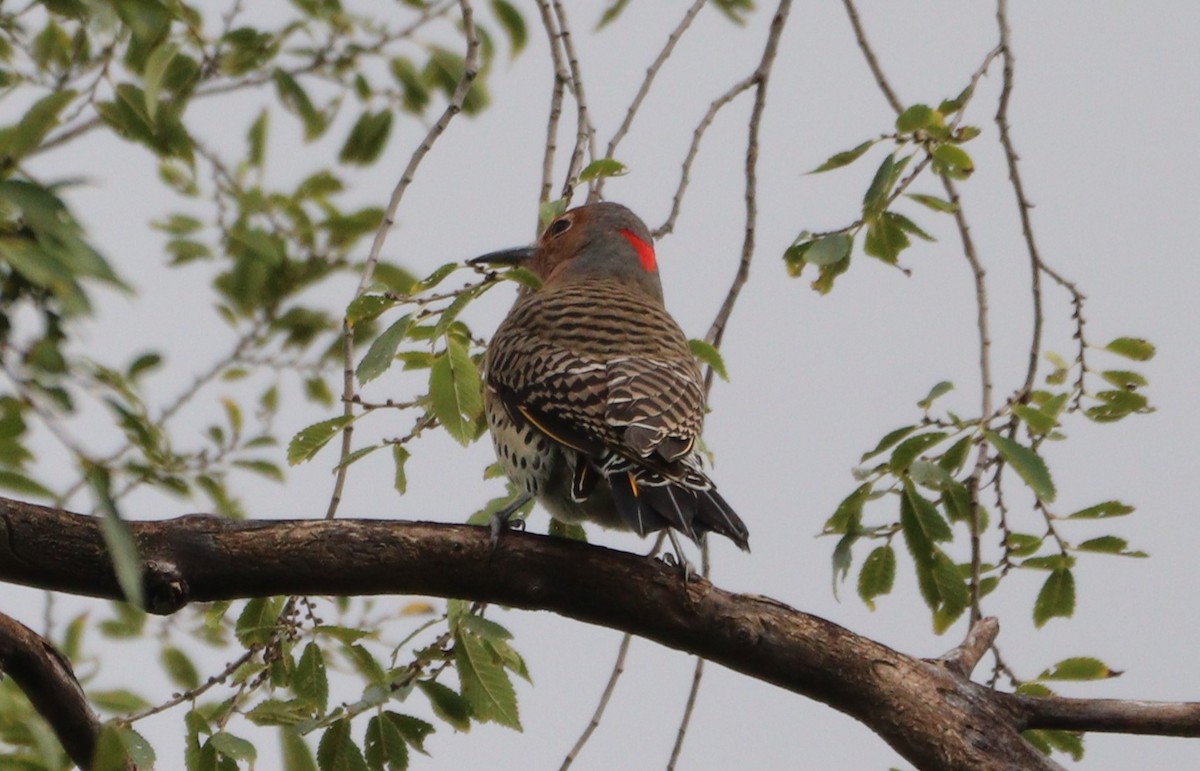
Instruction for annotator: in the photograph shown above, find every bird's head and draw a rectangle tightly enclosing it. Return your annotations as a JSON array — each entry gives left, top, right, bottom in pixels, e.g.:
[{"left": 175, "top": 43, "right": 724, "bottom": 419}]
[{"left": 470, "top": 202, "right": 663, "bottom": 301}]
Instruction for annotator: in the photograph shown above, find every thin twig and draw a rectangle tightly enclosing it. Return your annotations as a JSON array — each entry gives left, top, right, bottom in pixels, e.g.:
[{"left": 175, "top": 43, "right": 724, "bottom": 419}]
[
  {"left": 702, "top": 0, "right": 792, "bottom": 392},
  {"left": 838, "top": 0, "right": 996, "bottom": 625},
  {"left": 548, "top": 0, "right": 598, "bottom": 202},
  {"left": 326, "top": 0, "right": 480, "bottom": 519},
  {"left": 595, "top": 0, "right": 709, "bottom": 200},
  {"left": 840, "top": 0, "right": 903, "bottom": 113},
  {"left": 993, "top": 0, "right": 1043, "bottom": 398},
  {"left": 540, "top": 74, "right": 567, "bottom": 222},
  {"left": 558, "top": 632, "right": 634, "bottom": 770},
  {"left": 944, "top": 176, "right": 993, "bottom": 624},
  {"left": 666, "top": 543, "right": 712, "bottom": 770},
  {"left": 654, "top": 74, "right": 755, "bottom": 239}
]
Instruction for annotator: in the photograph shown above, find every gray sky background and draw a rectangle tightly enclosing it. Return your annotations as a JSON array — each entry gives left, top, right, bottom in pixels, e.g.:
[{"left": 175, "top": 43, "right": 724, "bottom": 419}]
[{"left": 8, "top": 1, "right": 1200, "bottom": 768}]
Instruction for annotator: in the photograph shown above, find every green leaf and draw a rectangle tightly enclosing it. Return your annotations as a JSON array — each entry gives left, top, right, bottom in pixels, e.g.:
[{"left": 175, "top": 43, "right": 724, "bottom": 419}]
[
  {"left": 985, "top": 432, "right": 1056, "bottom": 502},
  {"left": 391, "top": 445, "right": 411, "bottom": 495},
  {"left": 162, "top": 646, "right": 201, "bottom": 690},
  {"left": 688, "top": 339, "right": 729, "bottom": 381},
  {"left": 210, "top": 731, "right": 257, "bottom": 764},
  {"left": 459, "top": 614, "right": 514, "bottom": 642},
  {"left": 1076, "top": 536, "right": 1146, "bottom": 557},
  {"left": 938, "top": 435, "right": 973, "bottom": 473},
  {"left": 246, "top": 698, "right": 311, "bottom": 726},
  {"left": 491, "top": 0, "right": 527, "bottom": 56},
  {"left": 318, "top": 719, "right": 369, "bottom": 771},
  {"left": 0, "top": 469, "right": 54, "bottom": 498},
  {"left": 455, "top": 630, "right": 521, "bottom": 729},
  {"left": 538, "top": 198, "right": 568, "bottom": 230},
  {"left": 863, "top": 212, "right": 911, "bottom": 264},
  {"left": 916, "top": 380, "right": 954, "bottom": 410},
  {"left": 365, "top": 712, "right": 410, "bottom": 771},
  {"left": 295, "top": 642, "right": 329, "bottom": 712},
  {"left": 357, "top": 315, "right": 413, "bottom": 384},
  {"left": 902, "top": 480, "right": 953, "bottom": 544},
  {"left": 142, "top": 40, "right": 179, "bottom": 123},
  {"left": 340, "top": 110, "right": 394, "bottom": 165},
  {"left": 92, "top": 723, "right": 136, "bottom": 771},
  {"left": 548, "top": 517, "right": 588, "bottom": 542},
  {"left": 579, "top": 158, "right": 627, "bottom": 182},
  {"left": 0, "top": 89, "right": 77, "bottom": 161},
  {"left": 895, "top": 104, "right": 940, "bottom": 133},
  {"left": 823, "top": 483, "right": 870, "bottom": 534},
  {"left": 905, "top": 193, "right": 958, "bottom": 213},
  {"left": 930, "top": 550, "right": 969, "bottom": 633},
  {"left": 931, "top": 143, "right": 974, "bottom": 179},
  {"left": 857, "top": 545, "right": 895, "bottom": 610},
  {"left": 808, "top": 139, "right": 876, "bottom": 173},
  {"left": 803, "top": 232, "right": 852, "bottom": 266},
  {"left": 91, "top": 688, "right": 151, "bottom": 713},
  {"left": 831, "top": 531, "right": 857, "bottom": 597},
  {"left": 236, "top": 597, "right": 282, "bottom": 646},
  {"left": 1037, "top": 657, "right": 1119, "bottom": 681},
  {"left": 1066, "top": 500, "right": 1134, "bottom": 519},
  {"left": 1100, "top": 369, "right": 1148, "bottom": 389},
  {"left": 89, "top": 467, "right": 144, "bottom": 608},
  {"left": 862, "top": 152, "right": 909, "bottom": 215},
  {"left": 889, "top": 431, "right": 948, "bottom": 473},
  {"left": 1040, "top": 729, "right": 1085, "bottom": 761},
  {"left": 416, "top": 680, "right": 472, "bottom": 732},
  {"left": 386, "top": 713, "right": 434, "bottom": 755},
  {"left": 416, "top": 262, "right": 459, "bottom": 292},
  {"left": 1033, "top": 568, "right": 1075, "bottom": 628},
  {"left": 908, "top": 460, "right": 956, "bottom": 491},
  {"left": 288, "top": 415, "right": 355, "bottom": 465},
  {"left": 1013, "top": 404, "right": 1057, "bottom": 435},
  {"left": 1104, "top": 336, "right": 1155, "bottom": 361},
  {"left": 347, "top": 294, "right": 399, "bottom": 325},
  {"left": 860, "top": 425, "right": 916, "bottom": 462},
  {"left": 281, "top": 729, "right": 319, "bottom": 771},
  {"left": 428, "top": 338, "right": 483, "bottom": 446},
  {"left": 389, "top": 57, "right": 431, "bottom": 114}
]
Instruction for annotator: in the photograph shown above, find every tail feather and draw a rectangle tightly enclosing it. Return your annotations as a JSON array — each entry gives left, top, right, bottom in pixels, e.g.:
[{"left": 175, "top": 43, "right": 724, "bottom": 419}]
[
  {"left": 600, "top": 454, "right": 749, "bottom": 551},
  {"left": 694, "top": 486, "right": 750, "bottom": 551},
  {"left": 609, "top": 470, "right": 655, "bottom": 537}
]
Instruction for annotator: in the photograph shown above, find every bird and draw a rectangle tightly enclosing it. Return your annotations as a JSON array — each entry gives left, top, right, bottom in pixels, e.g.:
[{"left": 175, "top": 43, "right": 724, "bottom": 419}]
[{"left": 469, "top": 201, "right": 749, "bottom": 553}]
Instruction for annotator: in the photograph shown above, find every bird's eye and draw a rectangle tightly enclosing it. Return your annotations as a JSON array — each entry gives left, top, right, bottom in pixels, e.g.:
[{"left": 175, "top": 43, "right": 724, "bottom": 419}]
[{"left": 548, "top": 217, "right": 572, "bottom": 237}]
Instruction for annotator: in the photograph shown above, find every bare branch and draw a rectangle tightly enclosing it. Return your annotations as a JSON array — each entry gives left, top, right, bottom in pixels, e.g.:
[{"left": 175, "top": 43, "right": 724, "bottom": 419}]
[
  {"left": 937, "top": 616, "right": 1000, "bottom": 678},
  {"left": 327, "top": 0, "right": 480, "bottom": 520},
  {"left": 703, "top": 0, "right": 793, "bottom": 394},
  {"left": 667, "top": 542, "right": 712, "bottom": 768},
  {"left": 839, "top": 0, "right": 904, "bottom": 113},
  {"left": 654, "top": 74, "right": 756, "bottom": 239},
  {"left": 1015, "top": 696, "right": 1200, "bottom": 737},
  {"left": 538, "top": 0, "right": 597, "bottom": 203},
  {"left": 559, "top": 632, "right": 633, "bottom": 770},
  {"left": 595, "top": 0, "right": 709, "bottom": 200},
  {"left": 993, "top": 0, "right": 1044, "bottom": 397},
  {"left": 2, "top": 497, "right": 1197, "bottom": 771}
]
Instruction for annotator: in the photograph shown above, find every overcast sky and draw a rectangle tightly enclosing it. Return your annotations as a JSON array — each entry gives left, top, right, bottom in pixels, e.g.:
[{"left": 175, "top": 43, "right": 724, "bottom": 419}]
[{"left": 9, "top": 1, "right": 1200, "bottom": 769}]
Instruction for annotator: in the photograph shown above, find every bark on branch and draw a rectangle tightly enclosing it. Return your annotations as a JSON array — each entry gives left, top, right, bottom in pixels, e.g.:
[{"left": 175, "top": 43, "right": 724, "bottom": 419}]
[
  {"left": 1, "top": 496, "right": 1197, "bottom": 770},
  {"left": 0, "top": 611, "right": 105, "bottom": 769}
]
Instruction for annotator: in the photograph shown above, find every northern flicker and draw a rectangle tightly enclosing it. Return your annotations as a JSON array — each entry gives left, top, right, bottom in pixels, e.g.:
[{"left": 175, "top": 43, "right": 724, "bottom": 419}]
[{"left": 470, "top": 202, "right": 749, "bottom": 551}]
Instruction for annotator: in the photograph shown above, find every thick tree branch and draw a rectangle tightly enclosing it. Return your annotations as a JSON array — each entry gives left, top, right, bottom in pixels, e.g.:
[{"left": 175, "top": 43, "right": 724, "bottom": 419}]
[
  {"left": 0, "top": 611, "right": 112, "bottom": 770},
  {"left": 1, "top": 497, "right": 1197, "bottom": 770}
]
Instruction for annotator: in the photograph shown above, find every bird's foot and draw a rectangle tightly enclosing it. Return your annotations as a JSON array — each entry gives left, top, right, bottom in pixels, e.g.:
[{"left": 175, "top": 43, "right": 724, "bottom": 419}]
[
  {"left": 658, "top": 530, "right": 698, "bottom": 583},
  {"left": 488, "top": 493, "right": 533, "bottom": 550}
]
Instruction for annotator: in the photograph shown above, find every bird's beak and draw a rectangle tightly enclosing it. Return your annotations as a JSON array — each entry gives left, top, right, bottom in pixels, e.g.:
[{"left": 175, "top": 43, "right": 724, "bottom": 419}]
[{"left": 468, "top": 246, "right": 534, "bottom": 267}]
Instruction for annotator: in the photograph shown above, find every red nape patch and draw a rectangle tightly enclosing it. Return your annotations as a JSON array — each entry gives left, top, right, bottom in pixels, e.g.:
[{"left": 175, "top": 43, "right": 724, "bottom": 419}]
[{"left": 619, "top": 228, "right": 657, "bottom": 272}]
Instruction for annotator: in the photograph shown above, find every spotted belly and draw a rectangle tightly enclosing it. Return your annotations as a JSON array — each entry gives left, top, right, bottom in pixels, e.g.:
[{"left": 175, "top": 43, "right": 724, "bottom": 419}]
[{"left": 482, "top": 386, "right": 626, "bottom": 530}]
